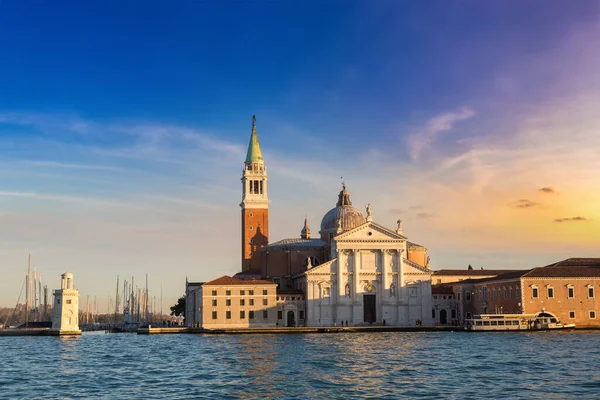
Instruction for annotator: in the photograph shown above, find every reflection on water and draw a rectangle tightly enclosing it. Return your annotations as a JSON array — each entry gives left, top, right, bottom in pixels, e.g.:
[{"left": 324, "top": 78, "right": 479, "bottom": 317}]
[{"left": 0, "top": 331, "right": 599, "bottom": 399}]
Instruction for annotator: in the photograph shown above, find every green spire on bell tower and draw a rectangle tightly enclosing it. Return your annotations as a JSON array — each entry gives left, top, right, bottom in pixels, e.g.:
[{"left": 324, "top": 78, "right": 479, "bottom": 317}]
[{"left": 245, "top": 115, "right": 263, "bottom": 163}]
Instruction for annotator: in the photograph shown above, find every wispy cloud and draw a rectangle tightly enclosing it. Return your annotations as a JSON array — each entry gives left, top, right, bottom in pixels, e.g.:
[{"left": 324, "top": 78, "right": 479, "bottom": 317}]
[
  {"left": 539, "top": 187, "right": 556, "bottom": 194},
  {"left": 406, "top": 107, "right": 475, "bottom": 160},
  {"left": 511, "top": 199, "right": 541, "bottom": 209},
  {"left": 554, "top": 216, "right": 589, "bottom": 223},
  {"left": 0, "top": 190, "right": 142, "bottom": 209},
  {"left": 24, "top": 161, "right": 125, "bottom": 171},
  {"left": 416, "top": 212, "right": 434, "bottom": 220}
]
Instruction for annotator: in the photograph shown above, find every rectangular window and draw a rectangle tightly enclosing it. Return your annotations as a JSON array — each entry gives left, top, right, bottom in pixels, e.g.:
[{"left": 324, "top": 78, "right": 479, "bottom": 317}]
[
  {"left": 532, "top": 287, "right": 538, "bottom": 298},
  {"left": 569, "top": 311, "right": 575, "bottom": 319},
  {"left": 212, "top": 299, "right": 217, "bottom": 307},
  {"left": 240, "top": 290, "right": 245, "bottom": 296},
  {"left": 66, "top": 299, "right": 72, "bottom": 304},
  {"left": 249, "top": 290, "right": 254, "bottom": 296},
  {"left": 226, "top": 290, "right": 231, "bottom": 296},
  {"left": 263, "top": 298, "right": 268, "bottom": 306},
  {"left": 589, "top": 287, "right": 595, "bottom": 298},
  {"left": 432, "top": 309, "right": 436, "bottom": 319},
  {"left": 226, "top": 311, "right": 231, "bottom": 319},
  {"left": 262, "top": 289, "right": 268, "bottom": 295},
  {"left": 226, "top": 299, "right": 231, "bottom": 306},
  {"left": 249, "top": 299, "right": 254, "bottom": 306},
  {"left": 263, "top": 310, "right": 268, "bottom": 319},
  {"left": 516, "top": 287, "right": 521, "bottom": 299},
  {"left": 212, "top": 311, "right": 217, "bottom": 320},
  {"left": 240, "top": 299, "right": 245, "bottom": 306},
  {"left": 277, "top": 311, "right": 283, "bottom": 320},
  {"left": 568, "top": 287, "right": 574, "bottom": 298},
  {"left": 466, "top": 313, "right": 471, "bottom": 319},
  {"left": 299, "top": 310, "right": 305, "bottom": 320},
  {"left": 260, "top": 180, "right": 263, "bottom": 194},
  {"left": 547, "top": 287, "right": 554, "bottom": 299},
  {"left": 249, "top": 310, "right": 255, "bottom": 319},
  {"left": 212, "top": 290, "right": 217, "bottom": 296},
  {"left": 240, "top": 310, "right": 245, "bottom": 319},
  {"left": 590, "top": 311, "right": 596, "bottom": 319},
  {"left": 451, "top": 309, "right": 457, "bottom": 319},
  {"left": 466, "top": 292, "right": 471, "bottom": 302}
]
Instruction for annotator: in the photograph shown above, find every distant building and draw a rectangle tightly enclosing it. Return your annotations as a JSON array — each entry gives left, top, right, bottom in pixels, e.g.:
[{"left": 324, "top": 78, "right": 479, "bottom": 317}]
[
  {"left": 186, "top": 276, "right": 278, "bottom": 328},
  {"left": 432, "top": 284, "right": 457, "bottom": 325},
  {"left": 51, "top": 272, "right": 81, "bottom": 333},
  {"left": 521, "top": 258, "right": 600, "bottom": 328},
  {"left": 451, "top": 258, "right": 600, "bottom": 328}
]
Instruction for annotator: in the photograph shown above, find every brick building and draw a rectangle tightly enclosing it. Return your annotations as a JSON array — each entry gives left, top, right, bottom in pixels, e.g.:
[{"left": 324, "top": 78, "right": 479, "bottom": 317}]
[{"left": 451, "top": 258, "right": 600, "bottom": 328}]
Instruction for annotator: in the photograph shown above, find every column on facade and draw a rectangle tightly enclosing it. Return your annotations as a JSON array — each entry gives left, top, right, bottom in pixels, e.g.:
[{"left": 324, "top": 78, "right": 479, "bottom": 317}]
[
  {"left": 337, "top": 250, "right": 344, "bottom": 298},
  {"left": 397, "top": 249, "right": 404, "bottom": 287},
  {"left": 381, "top": 250, "right": 389, "bottom": 301},
  {"left": 353, "top": 250, "right": 360, "bottom": 299}
]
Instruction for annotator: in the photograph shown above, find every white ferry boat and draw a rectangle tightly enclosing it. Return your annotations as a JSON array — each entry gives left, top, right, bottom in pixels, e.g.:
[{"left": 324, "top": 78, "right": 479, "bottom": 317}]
[{"left": 465, "top": 311, "right": 575, "bottom": 331}]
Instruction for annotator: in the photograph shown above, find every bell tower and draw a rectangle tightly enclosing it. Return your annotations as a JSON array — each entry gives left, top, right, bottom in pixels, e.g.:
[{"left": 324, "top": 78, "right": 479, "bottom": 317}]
[{"left": 240, "top": 115, "right": 269, "bottom": 271}]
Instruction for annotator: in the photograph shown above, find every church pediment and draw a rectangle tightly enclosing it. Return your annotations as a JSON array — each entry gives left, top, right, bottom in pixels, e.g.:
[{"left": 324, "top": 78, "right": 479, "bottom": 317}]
[
  {"left": 334, "top": 221, "right": 407, "bottom": 242},
  {"left": 295, "top": 258, "right": 337, "bottom": 278},
  {"left": 403, "top": 258, "right": 433, "bottom": 275}
]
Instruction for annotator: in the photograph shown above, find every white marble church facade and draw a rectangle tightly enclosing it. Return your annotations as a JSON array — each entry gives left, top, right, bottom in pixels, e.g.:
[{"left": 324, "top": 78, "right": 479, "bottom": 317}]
[{"left": 295, "top": 221, "right": 434, "bottom": 326}]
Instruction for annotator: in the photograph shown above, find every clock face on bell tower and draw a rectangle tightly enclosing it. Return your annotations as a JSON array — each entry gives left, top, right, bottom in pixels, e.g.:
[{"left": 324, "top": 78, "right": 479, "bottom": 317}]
[{"left": 240, "top": 116, "right": 269, "bottom": 271}]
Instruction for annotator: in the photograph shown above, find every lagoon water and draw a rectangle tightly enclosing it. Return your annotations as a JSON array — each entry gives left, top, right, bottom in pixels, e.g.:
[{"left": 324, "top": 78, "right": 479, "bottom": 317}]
[{"left": 1, "top": 331, "right": 599, "bottom": 399}]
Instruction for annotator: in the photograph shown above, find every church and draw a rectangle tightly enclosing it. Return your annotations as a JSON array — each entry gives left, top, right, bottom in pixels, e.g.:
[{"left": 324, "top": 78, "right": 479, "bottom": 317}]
[{"left": 187, "top": 116, "right": 434, "bottom": 327}]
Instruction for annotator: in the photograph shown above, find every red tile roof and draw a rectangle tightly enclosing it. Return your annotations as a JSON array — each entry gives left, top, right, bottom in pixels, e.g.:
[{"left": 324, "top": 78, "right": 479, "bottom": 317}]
[
  {"left": 432, "top": 269, "right": 519, "bottom": 276},
  {"left": 203, "top": 275, "right": 275, "bottom": 286},
  {"left": 524, "top": 258, "right": 600, "bottom": 278}
]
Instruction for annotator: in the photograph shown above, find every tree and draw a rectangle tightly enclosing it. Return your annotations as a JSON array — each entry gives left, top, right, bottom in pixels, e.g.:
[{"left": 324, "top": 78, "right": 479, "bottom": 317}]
[{"left": 170, "top": 295, "right": 186, "bottom": 317}]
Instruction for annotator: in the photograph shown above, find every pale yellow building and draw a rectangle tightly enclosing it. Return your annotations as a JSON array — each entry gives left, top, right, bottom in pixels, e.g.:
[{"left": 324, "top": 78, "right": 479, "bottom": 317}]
[{"left": 186, "top": 276, "right": 278, "bottom": 328}]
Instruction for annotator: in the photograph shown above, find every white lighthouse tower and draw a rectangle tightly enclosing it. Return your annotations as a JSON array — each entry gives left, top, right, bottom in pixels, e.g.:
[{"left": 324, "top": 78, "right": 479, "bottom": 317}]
[{"left": 51, "top": 272, "right": 81, "bottom": 334}]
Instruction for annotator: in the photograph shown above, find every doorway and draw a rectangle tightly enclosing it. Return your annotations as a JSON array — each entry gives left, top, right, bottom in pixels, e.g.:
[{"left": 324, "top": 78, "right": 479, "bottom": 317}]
[
  {"left": 363, "top": 294, "right": 376, "bottom": 323},
  {"left": 440, "top": 309, "right": 447, "bottom": 325},
  {"left": 286, "top": 310, "right": 295, "bottom": 327}
]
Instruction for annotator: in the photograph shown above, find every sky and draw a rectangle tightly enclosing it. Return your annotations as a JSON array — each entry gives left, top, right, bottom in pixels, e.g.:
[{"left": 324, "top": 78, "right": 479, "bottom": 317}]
[{"left": 0, "top": 1, "right": 598, "bottom": 310}]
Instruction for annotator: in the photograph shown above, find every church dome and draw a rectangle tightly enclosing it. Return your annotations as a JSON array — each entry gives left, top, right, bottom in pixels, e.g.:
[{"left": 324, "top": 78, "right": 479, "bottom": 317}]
[{"left": 320, "top": 184, "right": 366, "bottom": 234}]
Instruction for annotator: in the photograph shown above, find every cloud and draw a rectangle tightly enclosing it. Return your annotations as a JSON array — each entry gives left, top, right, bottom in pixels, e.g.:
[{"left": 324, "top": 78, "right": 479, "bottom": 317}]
[
  {"left": 538, "top": 187, "right": 556, "bottom": 194},
  {"left": 554, "top": 216, "right": 588, "bottom": 223},
  {"left": 25, "top": 161, "right": 125, "bottom": 172},
  {"left": 0, "top": 190, "right": 143, "bottom": 209},
  {"left": 406, "top": 107, "right": 475, "bottom": 160},
  {"left": 511, "top": 199, "right": 541, "bottom": 209},
  {"left": 416, "top": 212, "right": 434, "bottom": 220}
]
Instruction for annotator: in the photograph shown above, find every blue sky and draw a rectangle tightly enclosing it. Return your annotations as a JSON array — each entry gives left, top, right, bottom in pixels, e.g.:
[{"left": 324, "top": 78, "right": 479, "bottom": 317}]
[{"left": 0, "top": 1, "right": 598, "bottom": 309}]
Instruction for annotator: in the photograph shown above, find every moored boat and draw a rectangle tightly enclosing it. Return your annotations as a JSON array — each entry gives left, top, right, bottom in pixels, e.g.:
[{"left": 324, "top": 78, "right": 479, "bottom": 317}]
[{"left": 465, "top": 311, "right": 575, "bottom": 331}]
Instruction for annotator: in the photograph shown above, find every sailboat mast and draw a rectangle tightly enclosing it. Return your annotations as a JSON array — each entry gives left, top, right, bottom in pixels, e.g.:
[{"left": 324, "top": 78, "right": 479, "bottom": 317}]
[
  {"left": 25, "top": 254, "right": 31, "bottom": 328},
  {"left": 145, "top": 273, "right": 149, "bottom": 324}
]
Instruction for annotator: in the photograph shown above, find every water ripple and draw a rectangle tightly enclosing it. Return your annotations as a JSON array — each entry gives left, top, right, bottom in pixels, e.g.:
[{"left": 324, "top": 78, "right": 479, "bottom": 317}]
[{"left": 0, "top": 331, "right": 599, "bottom": 399}]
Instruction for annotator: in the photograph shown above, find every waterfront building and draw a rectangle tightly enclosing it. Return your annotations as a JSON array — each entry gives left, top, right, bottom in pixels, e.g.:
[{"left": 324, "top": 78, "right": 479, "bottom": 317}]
[
  {"left": 520, "top": 258, "right": 600, "bottom": 328},
  {"left": 186, "top": 116, "right": 435, "bottom": 327},
  {"left": 431, "top": 284, "right": 457, "bottom": 325},
  {"left": 51, "top": 272, "right": 81, "bottom": 333},
  {"left": 451, "top": 258, "right": 600, "bottom": 328},
  {"left": 185, "top": 275, "right": 278, "bottom": 328}
]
